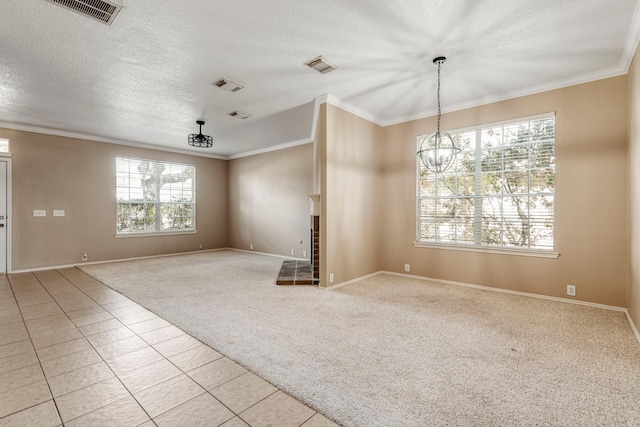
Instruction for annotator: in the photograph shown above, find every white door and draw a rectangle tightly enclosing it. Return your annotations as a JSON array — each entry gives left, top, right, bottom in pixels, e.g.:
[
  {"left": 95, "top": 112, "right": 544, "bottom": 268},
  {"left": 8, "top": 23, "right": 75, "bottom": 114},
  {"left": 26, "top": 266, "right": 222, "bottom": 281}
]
[{"left": 0, "top": 161, "right": 7, "bottom": 273}]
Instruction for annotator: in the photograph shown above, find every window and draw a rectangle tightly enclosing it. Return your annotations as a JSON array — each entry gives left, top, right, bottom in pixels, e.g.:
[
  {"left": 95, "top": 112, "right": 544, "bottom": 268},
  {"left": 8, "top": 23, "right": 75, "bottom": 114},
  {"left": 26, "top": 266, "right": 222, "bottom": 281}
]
[
  {"left": 116, "top": 157, "right": 195, "bottom": 235},
  {"left": 416, "top": 113, "right": 555, "bottom": 251}
]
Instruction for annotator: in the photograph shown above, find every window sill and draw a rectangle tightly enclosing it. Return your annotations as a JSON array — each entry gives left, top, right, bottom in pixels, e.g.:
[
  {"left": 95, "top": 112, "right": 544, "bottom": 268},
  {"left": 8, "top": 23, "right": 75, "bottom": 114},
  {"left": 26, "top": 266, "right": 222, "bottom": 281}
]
[
  {"left": 413, "top": 241, "right": 559, "bottom": 258},
  {"left": 115, "top": 230, "right": 197, "bottom": 238}
]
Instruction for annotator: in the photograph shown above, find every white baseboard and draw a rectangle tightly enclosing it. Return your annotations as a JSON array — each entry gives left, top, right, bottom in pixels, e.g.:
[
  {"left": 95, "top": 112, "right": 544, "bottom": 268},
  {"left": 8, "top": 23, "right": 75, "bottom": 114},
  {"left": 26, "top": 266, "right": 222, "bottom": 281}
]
[
  {"left": 229, "top": 248, "right": 308, "bottom": 261},
  {"left": 323, "top": 271, "right": 383, "bottom": 290},
  {"left": 10, "top": 248, "right": 228, "bottom": 274},
  {"left": 324, "top": 269, "right": 640, "bottom": 346},
  {"left": 382, "top": 271, "right": 626, "bottom": 312},
  {"left": 12, "top": 247, "right": 308, "bottom": 274},
  {"left": 12, "top": 251, "right": 640, "bottom": 347},
  {"left": 624, "top": 310, "right": 640, "bottom": 345}
]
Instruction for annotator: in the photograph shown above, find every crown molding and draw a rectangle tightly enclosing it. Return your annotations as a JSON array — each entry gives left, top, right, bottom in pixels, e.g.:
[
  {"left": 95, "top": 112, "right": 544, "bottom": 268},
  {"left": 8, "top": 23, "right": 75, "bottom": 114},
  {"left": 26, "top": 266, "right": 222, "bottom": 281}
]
[
  {"left": 621, "top": 0, "right": 640, "bottom": 73},
  {"left": 227, "top": 137, "right": 313, "bottom": 160},
  {"left": 0, "top": 121, "right": 228, "bottom": 160},
  {"left": 380, "top": 65, "right": 628, "bottom": 127},
  {"left": 316, "top": 94, "right": 385, "bottom": 126},
  {"left": 4, "top": 3, "right": 640, "bottom": 161}
]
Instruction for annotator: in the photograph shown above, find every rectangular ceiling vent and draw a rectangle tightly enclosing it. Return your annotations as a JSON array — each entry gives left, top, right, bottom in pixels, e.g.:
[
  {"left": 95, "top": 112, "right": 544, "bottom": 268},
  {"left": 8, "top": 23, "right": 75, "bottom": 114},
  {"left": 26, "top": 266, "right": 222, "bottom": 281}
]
[
  {"left": 214, "top": 78, "right": 244, "bottom": 92},
  {"left": 44, "top": 0, "right": 123, "bottom": 26},
  {"left": 229, "top": 111, "right": 251, "bottom": 120},
  {"left": 304, "top": 56, "right": 338, "bottom": 74}
]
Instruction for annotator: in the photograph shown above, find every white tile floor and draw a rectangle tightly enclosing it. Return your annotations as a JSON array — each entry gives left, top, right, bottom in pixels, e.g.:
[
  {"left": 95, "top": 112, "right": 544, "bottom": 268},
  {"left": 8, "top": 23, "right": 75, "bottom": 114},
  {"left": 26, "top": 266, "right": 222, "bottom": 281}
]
[{"left": 0, "top": 268, "right": 340, "bottom": 426}]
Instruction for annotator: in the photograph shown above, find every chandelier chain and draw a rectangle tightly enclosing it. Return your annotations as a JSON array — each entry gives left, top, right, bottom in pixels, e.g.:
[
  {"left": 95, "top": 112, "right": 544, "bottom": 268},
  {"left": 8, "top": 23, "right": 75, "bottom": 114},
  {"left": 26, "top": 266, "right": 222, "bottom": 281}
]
[{"left": 436, "top": 60, "right": 442, "bottom": 134}]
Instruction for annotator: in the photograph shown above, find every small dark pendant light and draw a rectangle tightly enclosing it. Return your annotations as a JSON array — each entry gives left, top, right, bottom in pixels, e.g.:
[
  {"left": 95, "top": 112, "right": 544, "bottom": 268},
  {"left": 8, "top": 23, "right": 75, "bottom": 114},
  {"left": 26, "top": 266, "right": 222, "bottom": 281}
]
[{"left": 188, "top": 120, "right": 213, "bottom": 148}]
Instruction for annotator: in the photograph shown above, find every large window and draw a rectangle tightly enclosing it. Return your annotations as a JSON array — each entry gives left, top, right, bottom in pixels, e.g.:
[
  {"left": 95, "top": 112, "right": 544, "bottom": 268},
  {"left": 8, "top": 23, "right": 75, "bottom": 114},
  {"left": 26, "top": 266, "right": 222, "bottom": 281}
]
[
  {"left": 416, "top": 113, "right": 555, "bottom": 251},
  {"left": 116, "top": 157, "right": 195, "bottom": 235}
]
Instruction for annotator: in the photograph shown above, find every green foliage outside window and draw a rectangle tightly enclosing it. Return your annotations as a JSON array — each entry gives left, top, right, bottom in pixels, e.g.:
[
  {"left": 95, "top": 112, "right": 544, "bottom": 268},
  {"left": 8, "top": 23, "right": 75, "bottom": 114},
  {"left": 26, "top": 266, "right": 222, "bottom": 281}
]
[
  {"left": 417, "top": 116, "right": 555, "bottom": 250},
  {"left": 116, "top": 158, "right": 195, "bottom": 234}
]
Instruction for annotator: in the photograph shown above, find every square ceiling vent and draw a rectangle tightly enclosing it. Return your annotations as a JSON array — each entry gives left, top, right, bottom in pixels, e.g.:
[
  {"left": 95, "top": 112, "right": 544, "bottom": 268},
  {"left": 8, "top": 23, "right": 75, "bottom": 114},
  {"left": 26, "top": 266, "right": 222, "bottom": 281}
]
[
  {"left": 44, "top": 0, "right": 123, "bottom": 26},
  {"left": 214, "top": 78, "right": 244, "bottom": 92},
  {"left": 304, "top": 56, "right": 338, "bottom": 74}
]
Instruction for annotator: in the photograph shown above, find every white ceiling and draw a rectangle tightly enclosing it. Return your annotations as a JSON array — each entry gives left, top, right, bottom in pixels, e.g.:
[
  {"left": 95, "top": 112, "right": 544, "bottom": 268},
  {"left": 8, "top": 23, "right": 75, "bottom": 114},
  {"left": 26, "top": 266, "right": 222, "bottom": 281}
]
[{"left": 1, "top": 0, "right": 639, "bottom": 158}]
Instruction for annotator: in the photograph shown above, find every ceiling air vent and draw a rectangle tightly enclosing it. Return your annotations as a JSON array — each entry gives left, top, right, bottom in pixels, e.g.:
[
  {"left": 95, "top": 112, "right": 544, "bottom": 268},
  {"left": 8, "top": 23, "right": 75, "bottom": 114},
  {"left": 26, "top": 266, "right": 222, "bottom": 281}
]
[
  {"left": 229, "top": 111, "right": 251, "bottom": 120},
  {"left": 44, "top": 0, "right": 122, "bottom": 25},
  {"left": 304, "top": 56, "right": 338, "bottom": 74},
  {"left": 213, "top": 78, "right": 244, "bottom": 92}
]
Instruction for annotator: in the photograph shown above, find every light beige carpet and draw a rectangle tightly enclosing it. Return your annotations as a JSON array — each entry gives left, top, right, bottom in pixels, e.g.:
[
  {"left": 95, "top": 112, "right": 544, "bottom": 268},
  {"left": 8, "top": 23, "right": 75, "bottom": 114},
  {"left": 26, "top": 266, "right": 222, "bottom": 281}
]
[{"left": 80, "top": 250, "right": 640, "bottom": 426}]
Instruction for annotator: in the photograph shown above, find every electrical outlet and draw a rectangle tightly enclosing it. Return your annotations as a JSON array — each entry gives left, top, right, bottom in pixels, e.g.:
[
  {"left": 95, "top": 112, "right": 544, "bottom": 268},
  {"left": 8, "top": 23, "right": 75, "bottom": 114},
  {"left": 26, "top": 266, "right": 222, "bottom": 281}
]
[
  {"left": 291, "top": 249, "right": 295, "bottom": 256},
  {"left": 81, "top": 253, "right": 88, "bottom": 262},
  {"left": 404, "top": 264, "right": 410, "bottom": 272},
  {"left": 53, "top": 210, "right": 65, "bottom": 217},
  {"left": 199, "top": 244, "right": 202, "bottom": 249},
  {"left": 33, "top": 210, "right": 46, "bottom": 217},
  {"left": 250, "top": 244, "right": 253, "bottom": 250},
  {"left": 329, "top": 273, "right": 334, "bottom": 283},
  {"left": 567, "top": 284, "right": 576, "bottom": 297},
  {"left": 303, "top": 250, "right": 307, "bottom": 257}
]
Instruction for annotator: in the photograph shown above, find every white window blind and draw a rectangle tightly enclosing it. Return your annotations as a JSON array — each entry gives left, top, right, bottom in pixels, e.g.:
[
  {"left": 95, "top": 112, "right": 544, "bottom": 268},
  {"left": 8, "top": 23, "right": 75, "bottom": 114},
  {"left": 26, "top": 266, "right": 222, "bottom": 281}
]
[
  {"left": 116, "top": 157, "right": 195, "bottom": 235},
  {"left": 416, "top": 113, "right": 555, "bottom": 250}
]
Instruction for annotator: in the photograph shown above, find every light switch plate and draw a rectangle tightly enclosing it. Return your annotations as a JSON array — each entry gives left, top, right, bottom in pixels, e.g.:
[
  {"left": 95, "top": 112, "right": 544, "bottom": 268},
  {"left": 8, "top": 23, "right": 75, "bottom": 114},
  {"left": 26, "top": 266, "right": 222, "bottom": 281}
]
[
  {"left": 53, "top": 210, "right": 65, "bottom": 217},
  {"left": 33, "top": 210, "right": 46, "bottom": 217}
]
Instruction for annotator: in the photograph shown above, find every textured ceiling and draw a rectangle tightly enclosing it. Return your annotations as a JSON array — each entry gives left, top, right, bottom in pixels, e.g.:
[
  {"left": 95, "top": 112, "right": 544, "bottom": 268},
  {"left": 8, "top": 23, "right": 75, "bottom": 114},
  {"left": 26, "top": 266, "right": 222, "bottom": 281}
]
[{"left": 0, "top": 0, "right": 638, "bottom": 157}]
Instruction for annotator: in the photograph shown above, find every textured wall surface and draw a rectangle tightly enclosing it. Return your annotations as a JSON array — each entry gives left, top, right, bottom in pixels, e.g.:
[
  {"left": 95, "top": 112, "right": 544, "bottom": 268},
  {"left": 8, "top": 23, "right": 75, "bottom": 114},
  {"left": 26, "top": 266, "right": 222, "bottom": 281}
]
[
  {"left": 628, "top": 50, "right": 640, "bottom": 323},
  {"left": 2, "top": 129, "right": 228, "bottom": 271},
  {"left": 228, "top": 144, "right": 313, "bottom": 259},
  {"left": 381, "top": 77, "right": 628, "bottom": 307},
  {"left": 322, "top": 104, "right": 383, "bottom": 287}
]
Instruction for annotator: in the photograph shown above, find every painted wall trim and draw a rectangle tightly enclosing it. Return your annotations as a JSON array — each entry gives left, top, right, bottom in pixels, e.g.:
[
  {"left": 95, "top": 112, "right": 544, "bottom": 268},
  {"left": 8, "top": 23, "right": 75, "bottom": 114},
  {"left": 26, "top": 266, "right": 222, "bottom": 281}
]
[
  {"left": 380, "top": 67, "right": 628, "bottom": 127},
  {"left": 323, "top": 271, "right": 383, "bottom": 290},
  {"left": 383, "top": 271, "right": 626, "bottom": 311},
  {"left": 325, "top": 270, "right": 640, "bottom": 346},
  {"left": 5, "top": 159, "right": 12, "bottom": 275},
  {"left": 0, "top": 122, "right": 227, "bottom": 160},
  {"left": 11, "top": 247, "right": 309, "bottom": 274},
  {"left": 11, "top": 248, "right": 640, "bottom": 347},
  {"left": 229, "top": 248, "right": 308, "bottom": 261},
  {"left": 413, "top": 242, "right": 560, "bottom": 258},
  {"left": 226, "top": 138, "right": 313, "bottom": 160},
  {"left": 625, "top": 310, "right": 640, "bottom": 346},
  {"left": 312, "top": 63, "right": 628, "bottom": 130},
  {"left": 10, "top": 248, "right": 229, "bottom": 274},
  {"left": 622, "top": 0, "right": 640, "bottom": 73},
  {"left": 317, "top": 94, "right": 385, "bottom": 126}
]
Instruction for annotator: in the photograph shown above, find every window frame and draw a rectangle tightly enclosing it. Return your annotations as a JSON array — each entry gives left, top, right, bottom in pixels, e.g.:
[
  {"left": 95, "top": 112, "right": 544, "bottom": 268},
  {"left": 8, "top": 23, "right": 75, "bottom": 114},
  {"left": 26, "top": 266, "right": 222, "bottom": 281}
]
[
  {"left": 115, "top": 157, "right": 197, "bottom": 237},
  {"left": 414, "top": 113, "right": 559, "bottom": 258}
]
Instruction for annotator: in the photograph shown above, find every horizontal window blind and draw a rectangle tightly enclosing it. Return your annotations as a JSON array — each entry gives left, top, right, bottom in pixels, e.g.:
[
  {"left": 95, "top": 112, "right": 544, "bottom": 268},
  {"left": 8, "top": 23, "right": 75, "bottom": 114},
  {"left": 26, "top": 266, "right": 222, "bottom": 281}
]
[
  {"left": 116, "top": 157, "right": 196, "bottom": 234},
  {"left": 417, "top": 113, "right": 555, "bottom": 250}
]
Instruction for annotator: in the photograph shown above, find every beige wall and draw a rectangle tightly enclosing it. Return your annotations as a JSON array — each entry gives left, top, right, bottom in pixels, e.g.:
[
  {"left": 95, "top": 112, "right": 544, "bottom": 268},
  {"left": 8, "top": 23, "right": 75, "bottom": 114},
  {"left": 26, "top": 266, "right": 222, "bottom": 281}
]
[
  {"left": 0, "top": 75, "right": 632, "bottom": 309},
  {"left": 381, "top": 77, "right": 628, "bottom": 306},
  {"left": 228, "top": 143, "right": 313, "bottom": 258},
  {"left": 629, "top": 51, "right": 640, "bottom": 323},
  {"left": 322, "top": 104, "right": 383, "bottom": 287},
  {"left": 1, "top": 128, "right": 228, "bottom": 271}
]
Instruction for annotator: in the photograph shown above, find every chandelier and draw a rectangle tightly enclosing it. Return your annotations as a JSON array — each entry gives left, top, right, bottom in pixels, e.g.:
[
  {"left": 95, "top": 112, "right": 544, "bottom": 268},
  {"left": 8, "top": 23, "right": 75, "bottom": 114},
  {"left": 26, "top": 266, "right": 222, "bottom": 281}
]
[
  {"left": 417, "top": 57, "right": 460, "bottom": 173},
  {"left": 188, "top": 120, "right": 213, "bottom": 148}
]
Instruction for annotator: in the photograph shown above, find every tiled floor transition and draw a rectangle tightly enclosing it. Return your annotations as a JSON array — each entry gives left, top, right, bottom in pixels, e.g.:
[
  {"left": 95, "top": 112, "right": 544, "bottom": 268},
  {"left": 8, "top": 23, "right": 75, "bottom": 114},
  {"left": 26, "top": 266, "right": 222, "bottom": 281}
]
[{"left": 0, "top": 268, "right": 339, "bottom": 426}]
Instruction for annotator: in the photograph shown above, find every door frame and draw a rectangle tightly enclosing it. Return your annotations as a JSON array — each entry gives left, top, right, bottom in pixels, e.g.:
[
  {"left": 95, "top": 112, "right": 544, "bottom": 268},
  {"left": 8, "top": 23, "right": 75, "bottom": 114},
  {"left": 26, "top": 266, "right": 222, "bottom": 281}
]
[{"left": 0, "top": 156, "right": 13, "bottom": 274}]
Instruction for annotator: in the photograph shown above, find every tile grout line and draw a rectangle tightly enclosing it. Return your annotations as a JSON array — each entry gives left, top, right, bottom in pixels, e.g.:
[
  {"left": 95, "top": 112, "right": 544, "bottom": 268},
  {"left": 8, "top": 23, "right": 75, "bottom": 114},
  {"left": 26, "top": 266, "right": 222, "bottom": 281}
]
[
  {"left": 62, "top": 267, "right": 318, "bottom": 426},
  {"left": 18, "top": 270, "right": 169, "bottom": 425},
  {"left": 52, "top": 268, "right": 159, "bottom": 425},
  {"left": 55, "top": 267, "right": 246, "bottom": 425},
  {"left": 5, "top": 272, "right": 64, "bottom": 424},
  {"left": 5, "top": 268, "right": 332, "bottom": 427}
]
